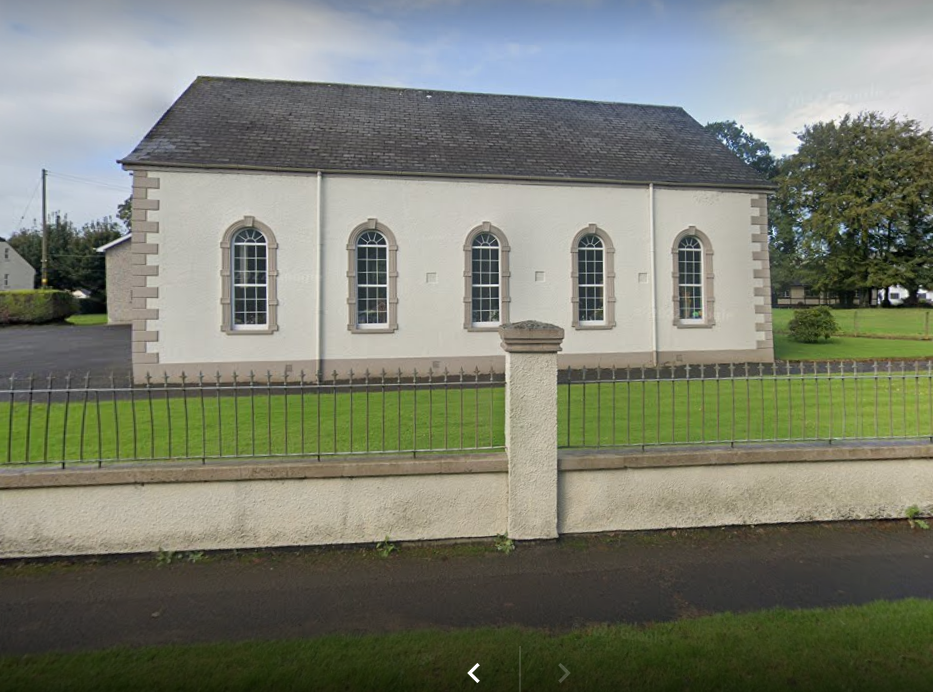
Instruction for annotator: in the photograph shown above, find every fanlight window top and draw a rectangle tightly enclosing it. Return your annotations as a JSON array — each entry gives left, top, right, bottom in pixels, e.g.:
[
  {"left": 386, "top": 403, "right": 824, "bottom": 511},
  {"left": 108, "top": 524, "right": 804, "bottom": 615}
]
[
  {"left": 234, "top": 227, "right": 266, "bottom": 244},
  {"left": 358, "top": 231, "right": 387, "bottom": 246}
]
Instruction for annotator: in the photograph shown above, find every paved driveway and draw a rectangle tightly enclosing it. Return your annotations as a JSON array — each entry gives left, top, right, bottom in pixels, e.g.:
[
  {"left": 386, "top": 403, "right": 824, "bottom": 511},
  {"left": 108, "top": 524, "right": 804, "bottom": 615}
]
[{"left": 0, "top": 323, "right": 131, "bottom": 377}]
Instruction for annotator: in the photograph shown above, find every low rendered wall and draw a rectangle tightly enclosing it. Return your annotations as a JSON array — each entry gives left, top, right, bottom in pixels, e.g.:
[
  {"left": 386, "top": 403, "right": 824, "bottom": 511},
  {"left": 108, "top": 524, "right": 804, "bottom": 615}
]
[
  {"left": 559, "top": 444, "right": 933, "bottom": 534},
  {"left": 0, "top": 456, "right": 507, "bottom": 558},
  {"left": 3, "top": 445, "right": 933, "bottom": 559}
]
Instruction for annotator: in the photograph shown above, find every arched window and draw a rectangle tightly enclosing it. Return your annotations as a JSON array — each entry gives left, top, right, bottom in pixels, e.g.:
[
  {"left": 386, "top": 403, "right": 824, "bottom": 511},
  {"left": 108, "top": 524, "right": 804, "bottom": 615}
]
[
  {"left": 232, "top": 228, "right": 269, "bottom": 328},
  {"left": 577, "top": 235, "right": 604, "bottom": 323},
  {"left": 356, "top": 231, "right": 388, "bottom": 328},
  {"left": 220, "top": 216, "right": 279, "bottom": 334},
  {"left": 471, "top": 233, "right": 500, "bottom": 326},
  {"left": 678, "top": 236, "right": 703, "bottom": 321},
  {"left": 463, "top": 222, "right": 510, "bottom": 330},
  {"left": 571, "top": 224, "right": 616, "bottom": 329},
  {"left": 347, "top": 219, "right": 398, "bottom": 333},
  {"left": 672, "top": 227, "right": 715, "bottom": 327}
]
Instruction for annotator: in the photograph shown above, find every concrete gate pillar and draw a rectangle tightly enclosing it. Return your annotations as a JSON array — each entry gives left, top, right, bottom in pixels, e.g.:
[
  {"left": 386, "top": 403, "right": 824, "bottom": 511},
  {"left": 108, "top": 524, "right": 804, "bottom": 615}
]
[{"left": 499, "top": 320, "right": 564, "bottom": 540}]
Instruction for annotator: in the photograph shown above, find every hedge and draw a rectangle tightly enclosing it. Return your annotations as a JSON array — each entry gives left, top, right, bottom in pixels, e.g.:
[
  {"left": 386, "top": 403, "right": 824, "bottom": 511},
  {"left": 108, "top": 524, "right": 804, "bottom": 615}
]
[
  {"left": 787, "top": 305, "right": 839, "bottom": 343},
  {"left": 0, "top": 290, "right": 78, "bottom": 325}
]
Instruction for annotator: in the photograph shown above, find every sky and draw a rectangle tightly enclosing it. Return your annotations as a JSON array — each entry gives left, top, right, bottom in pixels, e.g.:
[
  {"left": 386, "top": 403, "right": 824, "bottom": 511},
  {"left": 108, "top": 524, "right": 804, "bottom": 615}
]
[{"left": 2, "top": 0, "right": 932, "bottom": 231}]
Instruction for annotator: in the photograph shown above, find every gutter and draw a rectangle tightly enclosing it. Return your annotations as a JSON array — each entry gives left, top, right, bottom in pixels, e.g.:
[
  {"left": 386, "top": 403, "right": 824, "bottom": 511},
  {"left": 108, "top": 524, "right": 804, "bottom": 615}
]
[
  {"left": 315, "top": 171, "right": 323, "bottom": 379},
  {"left": 648, "top": 183, "right": 658, "bottom": 367},
  {"left": 117, "top": 160, "right": 776, "bottom": 193}
]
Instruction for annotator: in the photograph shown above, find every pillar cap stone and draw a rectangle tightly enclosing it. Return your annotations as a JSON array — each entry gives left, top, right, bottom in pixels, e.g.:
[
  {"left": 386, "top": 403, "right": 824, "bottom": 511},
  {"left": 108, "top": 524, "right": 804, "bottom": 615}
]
[{"left": 499, "top": 320, "right": 564, "bottom": 353}]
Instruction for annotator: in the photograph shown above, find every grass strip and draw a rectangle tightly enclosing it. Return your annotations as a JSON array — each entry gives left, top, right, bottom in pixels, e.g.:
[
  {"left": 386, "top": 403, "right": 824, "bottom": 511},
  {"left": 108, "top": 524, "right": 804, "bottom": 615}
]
[{"left": 1, "top": 599, "right": 932, "bottom": 691}]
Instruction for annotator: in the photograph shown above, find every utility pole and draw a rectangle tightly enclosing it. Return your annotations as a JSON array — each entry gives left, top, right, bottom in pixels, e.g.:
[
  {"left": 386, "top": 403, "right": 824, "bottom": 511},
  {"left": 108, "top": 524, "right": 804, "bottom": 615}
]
[{"left": 40, "top": 168, "right": 48, "bottom": 288}]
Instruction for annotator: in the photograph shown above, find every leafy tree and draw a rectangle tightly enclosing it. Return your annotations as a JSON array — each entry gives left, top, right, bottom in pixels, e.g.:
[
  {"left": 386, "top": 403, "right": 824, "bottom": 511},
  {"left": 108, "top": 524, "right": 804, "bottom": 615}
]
[
  {"left": 704, "top": 121, "right": 809, "bottom": 294},
  {"left": 6, "top": 214, "right": 123, "bottom": 295},
  {"left": 779, "top": 112, "right": 933, "bottom": 306},
  {"left": 703, "top": 120, "right": 779, "bottom": 179},
  {"left": 118, "top": 196, "right": 132, "bottom": 231}
]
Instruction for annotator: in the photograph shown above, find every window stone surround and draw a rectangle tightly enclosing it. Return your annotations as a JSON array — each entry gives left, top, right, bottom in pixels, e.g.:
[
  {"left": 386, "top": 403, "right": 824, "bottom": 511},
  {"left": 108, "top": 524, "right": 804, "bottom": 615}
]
[
  {"left": 220, "top": 216, "right": 280, "bottom": 335},
  {"left": 671, "top": 226, "right": 715, "bottom": 328},
  {"left": 346, "top": 218, "right": 399, "bottom": 334},
  {"left": 570, "top": 223, "right": 616, "bottom": 330},
  {"left": 463, "top": 221, "right": 511, "bottom": 331}
]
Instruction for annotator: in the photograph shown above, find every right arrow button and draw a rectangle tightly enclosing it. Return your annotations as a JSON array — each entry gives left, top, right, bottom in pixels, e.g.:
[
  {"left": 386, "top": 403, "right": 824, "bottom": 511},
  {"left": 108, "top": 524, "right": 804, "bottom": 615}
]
[{"left": 558, "top": 663, "right": 570, "bottom": 683}]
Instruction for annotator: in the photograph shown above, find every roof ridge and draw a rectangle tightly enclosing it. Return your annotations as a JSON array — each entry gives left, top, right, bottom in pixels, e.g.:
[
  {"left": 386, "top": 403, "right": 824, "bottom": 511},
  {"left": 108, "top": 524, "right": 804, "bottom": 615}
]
[{"left": 193, "top": 75, "right": 687, "bottom": 112}]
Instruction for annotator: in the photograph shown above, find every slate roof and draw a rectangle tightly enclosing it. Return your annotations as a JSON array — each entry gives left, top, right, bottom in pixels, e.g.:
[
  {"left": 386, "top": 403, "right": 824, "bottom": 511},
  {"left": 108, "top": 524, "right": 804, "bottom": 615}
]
[{"left": 121, "top": 76, "right": 772, "bottom": 189}]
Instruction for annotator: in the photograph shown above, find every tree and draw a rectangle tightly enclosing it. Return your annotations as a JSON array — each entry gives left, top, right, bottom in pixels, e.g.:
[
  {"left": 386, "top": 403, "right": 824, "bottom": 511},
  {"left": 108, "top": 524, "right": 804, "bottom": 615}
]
[
  {"left": 703, "top": 120, "right": 779, "bottom": 179},
  {"left": 117, "top": 196, "right": 132, "bottom": 231},
  {"left": 6, "top": 214, "right": 123, "bottom": 295},
  {"left": 779, "top": 112, "right": 933, "bottom": 305},
  {"left": 704, "top": 121, "right": 809, "bottom": 294}
]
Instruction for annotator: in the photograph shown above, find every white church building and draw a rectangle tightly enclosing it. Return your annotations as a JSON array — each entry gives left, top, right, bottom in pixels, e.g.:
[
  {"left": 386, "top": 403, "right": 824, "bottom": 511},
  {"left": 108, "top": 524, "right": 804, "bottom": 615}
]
[{"left": 120, "top": 76, "right": 774, "bottom": 380}]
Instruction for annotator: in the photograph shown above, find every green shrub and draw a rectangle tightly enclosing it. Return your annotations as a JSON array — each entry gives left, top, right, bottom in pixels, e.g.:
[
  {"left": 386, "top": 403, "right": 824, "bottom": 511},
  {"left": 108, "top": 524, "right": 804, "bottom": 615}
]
[
  {"left": 788, "top": 305, "right": 839, "bottom": 343},
  {"left": 0, "top": 290, "right": 78, "bottom": 325},
  {"left": 76, "top": 297, "right": 107, "bottom": 315}
]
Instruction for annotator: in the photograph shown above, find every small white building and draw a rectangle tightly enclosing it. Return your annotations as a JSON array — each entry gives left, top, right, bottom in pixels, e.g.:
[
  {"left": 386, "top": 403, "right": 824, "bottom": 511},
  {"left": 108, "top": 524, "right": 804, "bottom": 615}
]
[
  {"left": 881, "top": 286, "right": 931, "bottom": 306},
  {"left": 96, "top": 234, "right": 133, "bottom": 324},
  {"left": 119, "top": 77, "right": 775, "bottom": 381},
  {"left": 0, "top": 237, "right": 36, "bottom": 291}
]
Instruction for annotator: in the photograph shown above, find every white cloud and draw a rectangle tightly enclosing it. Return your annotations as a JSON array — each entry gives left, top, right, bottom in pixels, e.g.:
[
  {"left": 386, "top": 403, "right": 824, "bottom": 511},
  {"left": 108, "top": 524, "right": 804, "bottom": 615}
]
[
  {"left": 0, "top": 0, "right": 408, "bottom": 229},
  {"left": 716, "top": 0, "right": 933, "bottom": 155}
]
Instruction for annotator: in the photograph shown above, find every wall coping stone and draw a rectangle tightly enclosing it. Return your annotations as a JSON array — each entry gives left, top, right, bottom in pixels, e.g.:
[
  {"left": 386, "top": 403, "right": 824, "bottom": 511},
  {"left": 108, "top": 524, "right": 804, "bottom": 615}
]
[
  {"left": 499, "top": 320, "right": 564, "bottom": 353},
  {"left": 0, "top": 453, "right": 507, "bottom": 490},
  {"left": 559, "top": 440, "right": 933, "bottom": 471}
]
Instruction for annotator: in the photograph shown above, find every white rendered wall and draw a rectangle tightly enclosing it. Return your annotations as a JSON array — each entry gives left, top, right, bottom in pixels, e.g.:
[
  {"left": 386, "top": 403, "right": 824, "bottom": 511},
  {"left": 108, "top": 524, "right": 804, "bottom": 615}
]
[
  {"left": 150, "top": 170, "right": 318, "bottom": 368},
  {"left": 0, "top": 472, "right": 507, "bottom": 558},
  {"left": 148, "top": 170, "right": 760, "bottom": 371},
  {"left": 654, "top": 187, "right": 759, "bottom": 356},
  {"left": 321, "top": 175, "right": 654, "bottom": 364},
  {"left": 0, "top": 241, "right": 36, "bottom": 290},
  {"left": 559, "top": 460, "right": 933, "bottom": 533}
]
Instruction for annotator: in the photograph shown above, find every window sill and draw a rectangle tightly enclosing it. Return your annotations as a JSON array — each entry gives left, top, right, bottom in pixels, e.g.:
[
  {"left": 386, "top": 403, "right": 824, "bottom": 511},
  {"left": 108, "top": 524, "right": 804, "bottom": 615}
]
[
  {"left": 223, "top": 326, "right": 277, "bottom": 335},
  {"left": 574, "top": 323, "right": 615, "bottom": 331},
  {"left": 349, "top": 326, "right": 397, "bottom": 334},
  {"left": 465, "top": 325, "right": 500, "bottom": 333},
  {"left": 674, "top": 322, "right": 715, "bottom": 329}
]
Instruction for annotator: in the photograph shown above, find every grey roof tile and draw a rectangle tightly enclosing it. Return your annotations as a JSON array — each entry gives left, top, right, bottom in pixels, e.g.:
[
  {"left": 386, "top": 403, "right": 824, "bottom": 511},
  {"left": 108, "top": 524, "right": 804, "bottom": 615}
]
[{"left": 121, "top": 77, "right": 771, "bottom": 188}]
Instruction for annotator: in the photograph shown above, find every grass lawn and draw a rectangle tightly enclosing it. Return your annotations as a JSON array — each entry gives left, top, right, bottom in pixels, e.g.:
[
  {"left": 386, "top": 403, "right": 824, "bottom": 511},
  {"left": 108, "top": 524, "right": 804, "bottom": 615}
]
[
  {"left": 2, "top": 599, "right": 932, "bottom": 691},
  {"left": 4, "top": 364, "right": 933, "bottom": 463},
  {"left": 65, "top": 314, "right": 107, "bottom": 326},
  {"left": 773, "top": 333, "right": 933, "bottom": 361},
  {"left": 773, "top": 307, "right": 933, "bottom": 338},
  {"left": 1, "top": 386, "right": 505, "bottom": 464}
]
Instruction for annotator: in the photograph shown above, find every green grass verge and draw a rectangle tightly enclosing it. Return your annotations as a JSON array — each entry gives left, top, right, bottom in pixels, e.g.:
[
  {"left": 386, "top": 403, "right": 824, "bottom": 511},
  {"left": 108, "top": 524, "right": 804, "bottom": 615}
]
[
  {"left": 5, "top": 368, "right": 933, "bottom": 463},
  {"left": 65, "top": 314, "right": 107, "bottom": 326},
  {"left": 773, "top": 307, "right": 933, "bottom": 338},
  {"left": 2, "top": 600, "right": 932, "bottom": 691},
  {"left": 773, "top": 333, "right": 933, "bottom": 361}
]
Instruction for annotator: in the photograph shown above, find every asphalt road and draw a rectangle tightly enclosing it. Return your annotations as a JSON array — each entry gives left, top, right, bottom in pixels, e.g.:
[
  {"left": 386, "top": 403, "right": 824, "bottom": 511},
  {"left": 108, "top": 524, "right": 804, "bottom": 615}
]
[
  {"left": 1, "top": 521, "right": 932, "bottom": 655},
  {"left": 0, "top": 323, "right": 131, "bottom": 378}
]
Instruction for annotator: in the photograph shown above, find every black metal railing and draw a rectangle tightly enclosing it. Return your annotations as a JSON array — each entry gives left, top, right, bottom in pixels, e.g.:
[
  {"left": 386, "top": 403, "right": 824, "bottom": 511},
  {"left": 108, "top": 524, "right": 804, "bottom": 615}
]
[
  {"left": 1, "top": 369, "right": 505, "bottom": 466},
  {"left": 558, "top": 360, "right": 933, "bottom": 449}
]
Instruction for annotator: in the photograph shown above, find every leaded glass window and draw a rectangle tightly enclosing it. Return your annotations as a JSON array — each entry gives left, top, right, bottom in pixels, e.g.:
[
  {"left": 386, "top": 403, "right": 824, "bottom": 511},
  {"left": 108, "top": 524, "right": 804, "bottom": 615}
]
[
  {"left": 577, "top": 234, "right": 605, "bottom": 323},
  {"left": 232, "top": 228, "right": 268, "bottom": 327},
  {"left": 678, "top": 235, "right": 703, "bottom": 321},
  {"left": 356, "top": 230, "right": 388, "bottom": 327},
  {"left": 471, "top": 233, "right": 500, "bottom": 325}
]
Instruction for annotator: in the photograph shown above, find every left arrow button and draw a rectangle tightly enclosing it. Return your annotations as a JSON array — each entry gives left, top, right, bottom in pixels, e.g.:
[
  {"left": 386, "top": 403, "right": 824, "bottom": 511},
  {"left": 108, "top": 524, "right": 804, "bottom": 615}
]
[{"left": 468, "top": 663, "right": 480, "bottom": 683}]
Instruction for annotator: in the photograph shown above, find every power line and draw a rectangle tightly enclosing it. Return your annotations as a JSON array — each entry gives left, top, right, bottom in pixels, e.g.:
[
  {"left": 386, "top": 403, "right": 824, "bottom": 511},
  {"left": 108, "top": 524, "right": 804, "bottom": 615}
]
[
  {"left": 12, "top": 175, "right": 42, "bottom": 230},
  {"left": 47, "top": 170, "right": 129, "bottom": 193}
]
